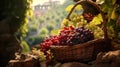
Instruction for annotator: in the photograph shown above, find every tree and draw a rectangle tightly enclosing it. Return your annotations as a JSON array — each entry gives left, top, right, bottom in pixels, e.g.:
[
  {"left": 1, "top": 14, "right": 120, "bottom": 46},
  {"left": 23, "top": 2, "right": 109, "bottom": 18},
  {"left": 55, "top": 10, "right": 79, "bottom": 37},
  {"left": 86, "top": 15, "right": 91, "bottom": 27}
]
[
  {"left": 39, "top": 27, "right": 49, "bottom": 36},
  {"left": 0, "top": 0, "right": 33, "bottom": 34}
]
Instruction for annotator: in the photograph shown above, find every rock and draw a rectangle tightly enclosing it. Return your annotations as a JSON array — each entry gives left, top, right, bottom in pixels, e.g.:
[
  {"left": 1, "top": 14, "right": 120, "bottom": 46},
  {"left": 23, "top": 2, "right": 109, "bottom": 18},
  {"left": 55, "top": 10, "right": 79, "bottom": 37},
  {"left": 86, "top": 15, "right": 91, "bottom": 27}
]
[
  {"left": 7, "top": 58, "right": 40, "bottom": 67},
  {"left": 94, "top": 50, "right": 120, "bottom": 67},
  {"left": 70, "top": 62, "right": 90, "bottom": 67},
  {"left": 61, "top": 62, "right": 72, "bottom": 67},
  {"left": 40, "top": 61, "right": 47, "bottom": 67},
  {"left": 54, "top": 63, "right": 62, "bottom": 67},
  {"left": 0, "top": 34, "right": 21, "bottom": 67},
  {"left": 60, "top": 62, "right": 90, "bottom": 67}
]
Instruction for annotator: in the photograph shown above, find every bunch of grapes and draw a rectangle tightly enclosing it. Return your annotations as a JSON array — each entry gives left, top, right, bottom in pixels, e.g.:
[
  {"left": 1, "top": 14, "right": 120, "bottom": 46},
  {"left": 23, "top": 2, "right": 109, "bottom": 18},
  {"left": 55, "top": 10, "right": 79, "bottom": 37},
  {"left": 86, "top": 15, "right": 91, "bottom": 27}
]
[
  {"left": 59, "top": 26, "right": 75, "bottom": 45},
  {"left": 67, "top": 27, "right": 94, "bottom": 45},
  {"left": 58, "top": 26, "right": 94, "bottom": 46},
  {"left": 70, "top": 13, "right": 87, "bottom": 27},
  {"left": 40, "top": 35, "right": 59, "bottom": 53},
  {"left": 40, "top": 26, "right": 94, "bottom": 63},
  {"left": 61, "top": 18, "right": 70, "bottom": 28},
  {"left": 61, "top": 13, "right": 94, "bottom": 28},
  {"left": 40, "top": 26, "right": 94, "bottom": 48},
  {"left": 40, "top": 35, "right": 59, "bottom": 64},
  {"left": 40, "top": 26, "right": 74, "bottom": 63}
]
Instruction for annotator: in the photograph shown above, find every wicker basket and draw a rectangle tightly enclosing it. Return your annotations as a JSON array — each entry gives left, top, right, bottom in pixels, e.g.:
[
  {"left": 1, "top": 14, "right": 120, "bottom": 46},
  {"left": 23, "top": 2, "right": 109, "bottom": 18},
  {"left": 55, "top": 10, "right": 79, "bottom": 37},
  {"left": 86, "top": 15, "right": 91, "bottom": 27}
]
[{"left": 50, "top": 1, "right": 111, "bottom": 62}]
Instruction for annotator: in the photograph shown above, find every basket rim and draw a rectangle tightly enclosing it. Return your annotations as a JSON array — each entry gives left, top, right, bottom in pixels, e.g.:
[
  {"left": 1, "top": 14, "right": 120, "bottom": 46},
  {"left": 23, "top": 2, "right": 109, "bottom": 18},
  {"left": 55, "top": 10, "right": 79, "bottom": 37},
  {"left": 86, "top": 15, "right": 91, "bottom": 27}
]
[{"left": 50, "top": 38, "right": 105, "bottom": 48}]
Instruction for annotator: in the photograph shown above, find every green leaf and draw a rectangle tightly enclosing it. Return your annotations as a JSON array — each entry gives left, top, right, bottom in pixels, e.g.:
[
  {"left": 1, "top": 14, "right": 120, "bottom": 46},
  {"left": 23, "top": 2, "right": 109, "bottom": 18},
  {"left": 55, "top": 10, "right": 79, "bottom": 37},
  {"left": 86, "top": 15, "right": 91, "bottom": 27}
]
[
  {"left": 111, "top": 6, "right": 118, "bottom": 20},
  {"left": 65, "top": 4, "right": 74, "bottom": 12},
  {"left": 75, "top": 5, "right": 83, "bottom": 10},
  {"left": 107, "top": 19, "right": 116, "bottom": 31},
  {"left": 21, "top": 41, "right": 30, "bottom": 53},
  {"left": 112, "top": 0, "right": 116, "bottom": 5},
  {"left": 65, "top": 4, "right": 83, "bottom": 12}
]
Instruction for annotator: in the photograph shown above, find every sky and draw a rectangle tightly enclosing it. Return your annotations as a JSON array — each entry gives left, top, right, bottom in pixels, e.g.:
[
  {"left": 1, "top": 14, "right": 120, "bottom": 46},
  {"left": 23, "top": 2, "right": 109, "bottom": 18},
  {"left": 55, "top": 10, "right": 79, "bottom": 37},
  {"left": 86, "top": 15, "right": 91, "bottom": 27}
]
[{"left": 33, "top": 0, "right": 66, "bottom": 6}]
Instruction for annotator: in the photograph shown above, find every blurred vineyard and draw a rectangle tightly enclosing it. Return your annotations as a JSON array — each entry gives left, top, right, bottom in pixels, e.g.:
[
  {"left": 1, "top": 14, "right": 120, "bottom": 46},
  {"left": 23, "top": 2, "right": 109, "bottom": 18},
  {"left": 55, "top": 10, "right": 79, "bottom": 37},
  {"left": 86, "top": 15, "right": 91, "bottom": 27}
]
[{"left": 22, "top": 0, "right": 74, "bottom": 52}]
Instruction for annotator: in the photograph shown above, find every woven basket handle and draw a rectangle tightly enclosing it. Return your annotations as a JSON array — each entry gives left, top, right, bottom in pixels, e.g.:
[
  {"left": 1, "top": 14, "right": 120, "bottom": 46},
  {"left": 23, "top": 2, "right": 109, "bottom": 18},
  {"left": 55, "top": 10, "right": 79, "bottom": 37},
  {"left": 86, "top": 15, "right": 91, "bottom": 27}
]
[{"left": 66, "top": 0, "right": 108, "bottom": 40}]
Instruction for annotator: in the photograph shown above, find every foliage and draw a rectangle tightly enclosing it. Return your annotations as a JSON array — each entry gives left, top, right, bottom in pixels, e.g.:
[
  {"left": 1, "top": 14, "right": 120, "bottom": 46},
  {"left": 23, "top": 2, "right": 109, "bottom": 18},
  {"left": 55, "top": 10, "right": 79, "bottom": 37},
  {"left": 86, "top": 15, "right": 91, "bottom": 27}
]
[
  {"left": 65, "top": 4, "right": 83, "bottom": 12},
  {"left": 0, "top": 0, "right": 33, "bottom": 34},
  {"left": 100, "top": 0, "right": 120, "bottom": 38},
  {"left": 39, "top": 28, "right": 49, "bottom": 36},
  {"left": 46, "top": 23, "right": 55, "bottom": 33},
  {"left": 0, "top": 0, "right": 33, "bottom": 53},
  {"left": 21, "top": 40, "right": 30, "bottom": 53},
  {"left": 32, "top": 36, "right": 45, "bottom": 45}
]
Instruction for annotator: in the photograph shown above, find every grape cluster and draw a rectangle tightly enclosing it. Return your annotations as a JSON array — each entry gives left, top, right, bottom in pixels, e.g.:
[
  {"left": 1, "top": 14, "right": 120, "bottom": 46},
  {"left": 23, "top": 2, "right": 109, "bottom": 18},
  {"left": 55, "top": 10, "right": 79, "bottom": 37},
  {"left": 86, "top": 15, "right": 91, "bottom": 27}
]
[
  {"left": 61, "top": 13, "right": 94, "bottom": 28},
  {"left": 40, "top": 35, "right": 59, "bottom": 64},
  {"left": 67, "top": 27, "right": 94, "bottom": 45},
  {"left": 40, "top": 26, "right": 94, "bottom": 63},
  {"left": 70, "top": 13, "right": 87, "bottom": 27},
  {"left": 40, "top": 26, "right": 94, "bottom": 52},
  {"left": 59, "top": 26, "right": 75, "bottom": 45},
  {"left": 40, "top": 35, "right": 59, "bottom": 53}
]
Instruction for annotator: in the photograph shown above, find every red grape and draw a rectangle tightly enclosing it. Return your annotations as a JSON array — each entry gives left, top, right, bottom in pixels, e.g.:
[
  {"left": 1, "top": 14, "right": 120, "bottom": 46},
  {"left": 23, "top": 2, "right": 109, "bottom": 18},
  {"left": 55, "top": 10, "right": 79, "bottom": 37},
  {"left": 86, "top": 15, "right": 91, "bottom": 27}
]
[{"left": 40, "top": 26, "right": 94, "bottom": 62}]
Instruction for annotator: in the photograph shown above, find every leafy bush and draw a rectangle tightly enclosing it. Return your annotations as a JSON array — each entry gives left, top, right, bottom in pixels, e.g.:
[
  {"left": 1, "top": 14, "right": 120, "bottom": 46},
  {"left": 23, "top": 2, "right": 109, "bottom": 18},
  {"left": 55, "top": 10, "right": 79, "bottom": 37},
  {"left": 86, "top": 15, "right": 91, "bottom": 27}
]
[
  {"left": 21, "top": 40, "right": 30, "bottom": 53},
  {"left": 39, "top": 28, "right": 49, "bottom": 36}
]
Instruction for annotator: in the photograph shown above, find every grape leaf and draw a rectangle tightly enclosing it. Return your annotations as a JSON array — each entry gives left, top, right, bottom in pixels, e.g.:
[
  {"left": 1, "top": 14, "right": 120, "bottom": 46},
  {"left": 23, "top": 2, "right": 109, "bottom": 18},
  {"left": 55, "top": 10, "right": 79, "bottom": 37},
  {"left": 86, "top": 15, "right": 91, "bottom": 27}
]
[
  {"left": 75, "top": 5, "right": 83, "bottom": 10},
  {"left": 65, "top": 4, "right": 74, "bottom": 12},
  {"left": 112, "top": 0, "right": 117, "bottom": 5},
  {"left": 65, "top": 4, "right": 83, "bottom": 12}
]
